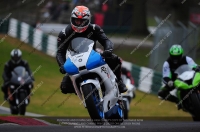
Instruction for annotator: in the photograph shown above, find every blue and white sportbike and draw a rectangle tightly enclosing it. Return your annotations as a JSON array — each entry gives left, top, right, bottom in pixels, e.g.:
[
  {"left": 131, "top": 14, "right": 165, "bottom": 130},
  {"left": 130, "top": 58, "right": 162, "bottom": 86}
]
[{"left": 63, "top": 37, "right": 124, "bottom": 125}]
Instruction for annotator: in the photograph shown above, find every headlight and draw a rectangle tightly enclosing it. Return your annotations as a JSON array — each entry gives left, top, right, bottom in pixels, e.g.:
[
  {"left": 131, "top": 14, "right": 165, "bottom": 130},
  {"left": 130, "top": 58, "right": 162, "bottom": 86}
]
[
  {"left": 29, "top": 84, "right": 32, "bottom": 89},
  {"left": 25, "top": 99, "right": 28, "bottom": 104},
  {"left": 16, "top": 99, "right": 19, "bottom": 105},
  {"left": 10, "top": 85, "right": 15, "bottom": 89}
]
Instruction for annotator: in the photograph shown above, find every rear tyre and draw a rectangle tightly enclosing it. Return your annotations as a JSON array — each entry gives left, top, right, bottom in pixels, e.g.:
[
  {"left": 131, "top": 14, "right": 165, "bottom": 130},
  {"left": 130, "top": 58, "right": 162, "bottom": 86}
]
[
  {"left": 122, "top": 100, "right": 128, "bottom": 119},
  {"left": 82, "top": 84, "right": 104, "bottom": 125}
]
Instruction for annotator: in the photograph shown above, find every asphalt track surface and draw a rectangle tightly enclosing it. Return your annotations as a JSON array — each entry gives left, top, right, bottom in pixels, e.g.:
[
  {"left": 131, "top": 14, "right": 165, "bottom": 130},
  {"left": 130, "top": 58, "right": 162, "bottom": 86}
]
[
  {"left": 0, "top": 120, "right": 200, "bottom": 132},
  {"left": 1, "top": 106, "right": 200, "bottom": 132}
]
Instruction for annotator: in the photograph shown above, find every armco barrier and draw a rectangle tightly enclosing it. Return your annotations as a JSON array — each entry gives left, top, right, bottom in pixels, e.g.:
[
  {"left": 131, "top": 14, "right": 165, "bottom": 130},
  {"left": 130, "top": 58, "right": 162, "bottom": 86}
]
[
  {"left": 122, "top": 61, "right": 162, "bottom": 95},
  {"left": 0, "top": 19, "right": 9, "bottom": 34},
  {"left": 3, "top": 18, "right": 163, "bottom": 95},
  {"left": 8, "top": 18, "right": 57, "bottom": 57}
]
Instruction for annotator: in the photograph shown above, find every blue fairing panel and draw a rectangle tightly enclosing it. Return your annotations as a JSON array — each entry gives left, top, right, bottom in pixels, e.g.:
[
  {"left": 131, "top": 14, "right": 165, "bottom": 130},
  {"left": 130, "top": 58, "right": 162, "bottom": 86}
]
[
  {"left": 86, "top": 50, "right": 106, "bottom": 70},
  {"left": 105, "top": 105, "right": 123, "bottom": 119},
  {"left": 64, "top": 58, "right": 79, "bottom": 75}
]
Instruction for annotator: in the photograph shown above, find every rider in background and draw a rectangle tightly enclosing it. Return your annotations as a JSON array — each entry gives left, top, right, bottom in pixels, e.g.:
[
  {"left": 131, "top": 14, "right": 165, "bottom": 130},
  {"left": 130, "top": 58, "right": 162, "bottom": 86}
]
[
  {"left": 96, "top": 48, "right": 135, "bottom": 98},
  {"left": 1, "top": 49, "right": 34, "bottom": 100},
  {"left": 121, "top": 65, "right": 135, "bottom": 86},
  {"left": 118, "top": 58, "right": 136, "bottom": 98},
  {"left": 158, "top": 44, "right": 200, "bottom": 109},
  {"left": 96, "top": 48, "right": 135, "bottom": 85},
  {"left": 56, "top": 6, "right": 127, "bottom": 95}
]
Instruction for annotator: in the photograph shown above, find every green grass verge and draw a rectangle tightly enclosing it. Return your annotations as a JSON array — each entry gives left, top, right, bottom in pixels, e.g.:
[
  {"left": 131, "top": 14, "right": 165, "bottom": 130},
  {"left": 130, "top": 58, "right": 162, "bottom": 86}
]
[
  {"left": 147, "top": 17, "right": 157, "bottom": 27},
  {"left": 0, "top": 35, "right": 191, "bottom": 118},
  {"left": 114, "top": 45, "right": 200, "bottom": 69},
  {"left": 114, "top": 45, "right": 150, "bottom": 67}
]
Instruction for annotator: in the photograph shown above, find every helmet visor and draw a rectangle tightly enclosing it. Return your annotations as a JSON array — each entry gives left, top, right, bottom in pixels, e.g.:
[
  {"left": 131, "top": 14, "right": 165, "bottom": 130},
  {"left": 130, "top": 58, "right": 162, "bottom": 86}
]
[
  {"left": 71, "top": 18, "right": 89, "bottom": 27},
  {"left": 12, "top": 56, "right": 21, "bottom": 63}
]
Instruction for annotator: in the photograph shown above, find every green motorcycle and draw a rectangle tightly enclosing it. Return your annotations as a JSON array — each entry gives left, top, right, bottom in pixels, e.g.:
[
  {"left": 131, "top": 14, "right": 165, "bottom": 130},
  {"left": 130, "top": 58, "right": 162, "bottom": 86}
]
[{"left": 174, "top": 64, "right": 200, "bottom": 121}]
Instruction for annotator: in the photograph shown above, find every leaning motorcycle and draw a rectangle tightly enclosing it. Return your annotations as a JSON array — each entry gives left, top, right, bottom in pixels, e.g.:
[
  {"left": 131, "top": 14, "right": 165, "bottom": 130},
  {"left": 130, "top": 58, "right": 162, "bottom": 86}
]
[
  {"left": 174, "top": 64, "right": 200, "bottom": 121},
  {"left": 121, "top": 74, "right": 136, "bottom": 119},
  {"left": 63, "top": 37, "right": 124, "bottom": 125},
  {"left": 8, "top": 66, "right": 33, "bottom": 115}
]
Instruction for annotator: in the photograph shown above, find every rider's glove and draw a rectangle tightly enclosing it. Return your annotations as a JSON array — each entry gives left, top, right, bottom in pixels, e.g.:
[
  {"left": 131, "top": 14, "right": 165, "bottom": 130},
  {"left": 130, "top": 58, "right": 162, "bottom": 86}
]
[
  {"left": 102, "top": 49, "right": 113, "bottom": 57},
  {"left": 59, "top": 65, "right": 66, "bottom": 74},
  {"left": 167, "top": 80, "right": 174, "bottom": 88},
  {"left": 193, "top": 66, "right": 200, "bottom": 72}
]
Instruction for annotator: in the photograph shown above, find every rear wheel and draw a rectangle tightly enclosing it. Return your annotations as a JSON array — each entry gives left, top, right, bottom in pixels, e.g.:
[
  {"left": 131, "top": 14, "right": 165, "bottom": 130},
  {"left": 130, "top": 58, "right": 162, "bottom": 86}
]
[
  {"left": 81, "top": 84, "right": 104, "bottom": 125},
  {"left": 122, "top": 100, "right": 128, "bottom": 119}
]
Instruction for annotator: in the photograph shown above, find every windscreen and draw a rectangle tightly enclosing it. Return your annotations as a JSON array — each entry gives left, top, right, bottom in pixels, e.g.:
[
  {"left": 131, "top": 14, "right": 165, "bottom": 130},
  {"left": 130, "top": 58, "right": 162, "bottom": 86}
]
[
  {"left": 68, "top": 37, "right": 94, "bottom": 56},
  {"left": 13, "top": 66, "right": 27, "bottom": 77},
  {"left": 174, "top": 64, "right": 193, "bottom": 75}
]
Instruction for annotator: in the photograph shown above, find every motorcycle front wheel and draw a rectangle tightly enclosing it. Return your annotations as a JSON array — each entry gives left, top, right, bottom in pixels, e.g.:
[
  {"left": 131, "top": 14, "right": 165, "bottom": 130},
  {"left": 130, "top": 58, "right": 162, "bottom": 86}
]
[
  {"left": 81, "top": 84, "right": 105, "bottom": 125},
  {"left": 18, "top": 92, "right": 27, "bottom": 115}
]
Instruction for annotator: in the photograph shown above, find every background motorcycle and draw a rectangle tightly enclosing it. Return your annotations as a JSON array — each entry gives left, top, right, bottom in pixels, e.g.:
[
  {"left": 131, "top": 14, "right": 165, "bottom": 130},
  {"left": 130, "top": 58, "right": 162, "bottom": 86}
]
[
  {"left": 64, "top": 37, "right": 124, "bottom": 125},
  {"left": 8, "top": 66, "right": 33, "bottom": 115},
  {"left": 121, "top": 74, "right": 136, "bottom": 119},
  {"left": 174, "top": 64, "right": 200, "bottom": 121}
]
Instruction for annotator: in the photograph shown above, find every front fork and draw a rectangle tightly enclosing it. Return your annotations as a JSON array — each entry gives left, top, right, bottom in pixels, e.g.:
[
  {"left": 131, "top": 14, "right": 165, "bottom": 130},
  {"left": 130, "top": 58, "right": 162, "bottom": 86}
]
[
  {"left": 8, "top": 87, "right": 29, "bottom": 106},
  {"left": 8, "top": 87, "right": 14, "bottom": 101}
]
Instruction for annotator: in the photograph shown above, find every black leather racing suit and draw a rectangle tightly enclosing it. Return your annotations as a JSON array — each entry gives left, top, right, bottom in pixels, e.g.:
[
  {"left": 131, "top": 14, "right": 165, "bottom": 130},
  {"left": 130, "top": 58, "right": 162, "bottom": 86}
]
[
  {"left": 1, "top": 60, "right": 34, "bottom": 98},
  {"left": 56, "top": 24, "right": 123, "bottom": 93}
]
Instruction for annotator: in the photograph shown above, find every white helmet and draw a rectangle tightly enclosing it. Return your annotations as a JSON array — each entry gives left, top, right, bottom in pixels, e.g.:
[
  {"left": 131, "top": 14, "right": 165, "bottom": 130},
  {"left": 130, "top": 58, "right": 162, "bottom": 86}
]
[
  {"left": 10, "top": 49, "right": 22, "bottom": 64},
  {"left": 70, "top": 6, "right": 91, "bottom": 33}
]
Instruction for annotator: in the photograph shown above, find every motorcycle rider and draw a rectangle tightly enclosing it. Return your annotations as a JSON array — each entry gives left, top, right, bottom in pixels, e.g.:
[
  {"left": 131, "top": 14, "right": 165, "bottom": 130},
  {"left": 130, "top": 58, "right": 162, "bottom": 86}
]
[
  {"left": 1, "top": 49, "right": 34, "bottom": 100},
  {"left": 56, "top": 6, "right": 127, "bottom": 94},
  {"left": 158, "top": 44, "right": 200, "bottom": 109}
]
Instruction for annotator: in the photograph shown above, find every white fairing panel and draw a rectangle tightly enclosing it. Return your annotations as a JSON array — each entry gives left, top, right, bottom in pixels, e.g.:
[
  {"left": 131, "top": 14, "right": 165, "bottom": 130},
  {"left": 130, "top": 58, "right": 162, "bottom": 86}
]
[
  {"left": 67, "top": 43, "right": 93, "bottom": 68},
  {"left": 178, "top": 71, "right": 195, "bottom": 81}
]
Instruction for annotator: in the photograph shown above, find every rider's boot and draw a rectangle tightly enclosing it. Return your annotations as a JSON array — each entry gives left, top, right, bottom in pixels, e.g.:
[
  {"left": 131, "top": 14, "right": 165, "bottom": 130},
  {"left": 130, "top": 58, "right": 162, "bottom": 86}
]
[{"left": 117, "top": 78, "right": 127, "bottom": 93}]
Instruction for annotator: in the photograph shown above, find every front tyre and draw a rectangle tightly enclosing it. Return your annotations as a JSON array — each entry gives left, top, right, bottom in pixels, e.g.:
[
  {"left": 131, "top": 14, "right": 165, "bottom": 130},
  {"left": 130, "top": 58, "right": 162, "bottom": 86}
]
[
  {"left": 10, "top": 105, "right": 19, "bottom": 115},
  {"left": 81, "top": 84, "right": 104, "bottom": 125},
  {"left": 18, "top": 92, "right": 27, "bottom": 115},
  {"left": 192, "top": 116, "right": 200, "bottom": 121},
  {"left": 188, "top": 92, "right": 200, "bottom": 121}
]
